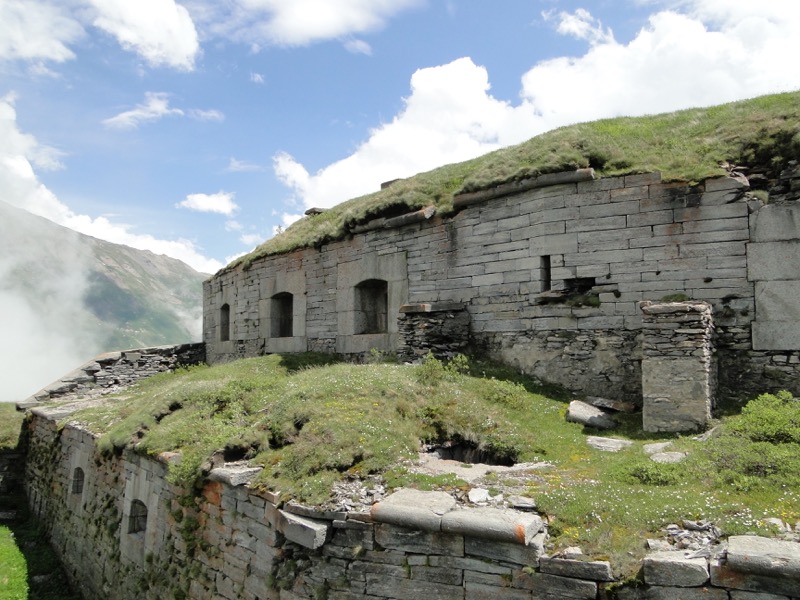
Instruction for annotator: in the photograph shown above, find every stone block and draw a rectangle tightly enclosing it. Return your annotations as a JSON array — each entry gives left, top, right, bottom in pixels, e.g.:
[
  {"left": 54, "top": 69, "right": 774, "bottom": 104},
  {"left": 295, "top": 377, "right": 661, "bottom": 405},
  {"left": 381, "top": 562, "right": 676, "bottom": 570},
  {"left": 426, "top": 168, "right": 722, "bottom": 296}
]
[
  {"left": 375, "top": 524, "right": 465, "bottom": 556},
  {"left": 465, "top": 534, "right": 544, "bottom": 566},
  {"left": 747, "top": 241, "right": 800, "bottom": 281},
  {"left": 711, "top": 558, "right": 800, "bottom": 597},
  {"left": 566, "top": 215, "right": 627, "bottom": 233},
  {"left": 512, "top": 570, "right": 597, "bottom": 598},
  {"left": 530, "top": 233, "right": 578, "bottom": 255},
  {"left": 613, "top": 585, "right": 728, "bottom": 599},
  {"left": 642, "top": 552, "right": 709, "bottom": 586},
  {"left": 277, "top": 510, "right": 330, "bottom": 549},
  {"left": 754, "top": 281, "right": 800, "bottom": 322},
  {"left": 566, "top": 401, "right": 616, "bottom": 430},
  {"left": 465, "top": 581, "right": 531, "bottom": 600},
  {"left": 750, "top": 204, "right": 800, "bottom": 242},
  {"left": 440, "top": 508, "right": 543, "bottom": 544},
  {"left": 578, "top": 200, "right": 640, "bottom": 219},
  {"left": 729, "top": 592, "right": 793, "bottom": 600},
  {"left": 539, "top": 556, "right": 614, "bottom": 581},
  {"left": 726, "top": 535, "right": 800, "bottom": 579},
  {"left": 365, "top": 574, "right": 463, "bottom": 600},
  {"left": 752, "top": 321, "right": 800, "bottom": 351}
]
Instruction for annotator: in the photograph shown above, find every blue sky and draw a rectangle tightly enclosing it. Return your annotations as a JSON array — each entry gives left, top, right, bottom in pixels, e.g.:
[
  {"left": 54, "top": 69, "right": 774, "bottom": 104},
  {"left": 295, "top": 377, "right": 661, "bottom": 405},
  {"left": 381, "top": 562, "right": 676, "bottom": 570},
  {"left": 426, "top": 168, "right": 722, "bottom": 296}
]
[{"left": 2, "top": 0, "right": 799, "bottom": 273}]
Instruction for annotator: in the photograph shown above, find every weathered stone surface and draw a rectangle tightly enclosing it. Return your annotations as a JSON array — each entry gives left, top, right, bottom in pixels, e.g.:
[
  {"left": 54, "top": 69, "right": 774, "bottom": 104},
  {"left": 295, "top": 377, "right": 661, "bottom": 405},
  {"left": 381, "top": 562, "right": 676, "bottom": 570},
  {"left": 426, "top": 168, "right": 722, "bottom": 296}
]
[
  {"left": 649, "top": 452, "right": 687, "bottom": 464},
  {"left": 277, "top": 510, "right": 330, "bottom": 549},
  {"left": 750, "top": 203, "right": 800, "bottom": 243},
  {"left": 711, "top": 559, "right": 800, "bottom": 597},
  {"left": 643, "top": 552, "right": 709, "bottom": 587},
  {"left": 208, "top": 465, "right": 262, "bottom": 487},
  {"left": 586, "top": 436, "right": 632, "bottom": 452},
  {"left": 364, "top": 574, "right": 463, "bottom": 600},
  {"left": 726, "top": 535, "right": 800, "bottom": 579},
  {"left": 371, "top": 489, "right": 456, "bottom": 531},
  {"left": 441, "top": 507, "right": 543, "bottom": 545},
  {"left": 512, "top": 570, "right": 597, "bottom": 598},
  {"left": 614, "top": 585, "right": 728, "bottom": 599},
  {"left": 465, "top": 534, "right": 544, "bottom": 566},
  {"left": 539, "top": 556, "right": 614, "bottom": 581},
  {"left": 566, "top": 401, "right": 616, "bottom": 430},
  {"left": 729, "top": 592, "right": 794, "bottom": 600},
  {"left": 586, "top": 396, "right": 636, "bottom": 413},
  {"left": 643, "top": 442, "right": 673, "bottom": 454},
  {"left": 375, "top": 523, "right": 464, "bottom": 556},
  {"left": 465, "top": 581, "right": 531, "bottom": 600}
]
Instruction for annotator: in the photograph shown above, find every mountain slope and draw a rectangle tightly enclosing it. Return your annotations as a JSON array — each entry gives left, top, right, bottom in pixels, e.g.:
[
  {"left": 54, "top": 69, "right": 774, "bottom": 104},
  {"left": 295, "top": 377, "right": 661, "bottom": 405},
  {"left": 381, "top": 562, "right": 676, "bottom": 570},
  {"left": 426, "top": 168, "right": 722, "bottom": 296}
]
[{"left": 0, "top": 200, "right": 207, "bottom": 401}]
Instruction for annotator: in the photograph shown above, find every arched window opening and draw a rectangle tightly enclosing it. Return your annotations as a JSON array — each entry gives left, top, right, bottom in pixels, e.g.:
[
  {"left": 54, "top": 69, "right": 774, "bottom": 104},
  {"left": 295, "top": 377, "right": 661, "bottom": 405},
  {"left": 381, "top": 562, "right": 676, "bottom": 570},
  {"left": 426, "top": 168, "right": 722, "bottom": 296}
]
[
  {"left": 71, "top": 468, "right": 84, "bottom": 495},
  {"left": 271, "top": 292, "right": 294, "bottom": 338},
  {"left": 220, "top": 303, "right": 231, "bottom": 342},
  {"left": 355, "top": 279, "right": 388, "bottom": 334},
  {"left": 128, "top": 500, "right": 148, "bottom": 534}
]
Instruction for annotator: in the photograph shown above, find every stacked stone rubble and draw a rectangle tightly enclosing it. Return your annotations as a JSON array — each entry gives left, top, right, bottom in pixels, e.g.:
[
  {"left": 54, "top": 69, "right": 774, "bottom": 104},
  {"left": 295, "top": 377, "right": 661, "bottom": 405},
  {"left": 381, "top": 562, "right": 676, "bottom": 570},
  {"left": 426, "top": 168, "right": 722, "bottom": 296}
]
[
  {"left": 397, "top": 302, "right": 470, "bottom": 362},
  {"left": 641, "top": 301, "right": 715, "bottom": 432}
]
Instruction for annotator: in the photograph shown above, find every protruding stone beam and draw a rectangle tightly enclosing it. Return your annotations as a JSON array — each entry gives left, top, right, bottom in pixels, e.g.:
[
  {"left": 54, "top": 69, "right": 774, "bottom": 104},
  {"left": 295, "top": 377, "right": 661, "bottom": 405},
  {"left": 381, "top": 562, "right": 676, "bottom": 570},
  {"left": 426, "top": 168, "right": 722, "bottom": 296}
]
[{"left": 453, "top": 168, "right": 595, "bottom": 209}]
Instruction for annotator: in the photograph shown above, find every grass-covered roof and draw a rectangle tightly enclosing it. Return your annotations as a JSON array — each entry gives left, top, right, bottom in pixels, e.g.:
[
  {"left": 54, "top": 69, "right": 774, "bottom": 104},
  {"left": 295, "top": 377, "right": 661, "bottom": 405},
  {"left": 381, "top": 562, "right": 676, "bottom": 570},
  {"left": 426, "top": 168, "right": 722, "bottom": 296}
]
[{"left": 227, "top": 90, "right": 800, "bottom": 272}]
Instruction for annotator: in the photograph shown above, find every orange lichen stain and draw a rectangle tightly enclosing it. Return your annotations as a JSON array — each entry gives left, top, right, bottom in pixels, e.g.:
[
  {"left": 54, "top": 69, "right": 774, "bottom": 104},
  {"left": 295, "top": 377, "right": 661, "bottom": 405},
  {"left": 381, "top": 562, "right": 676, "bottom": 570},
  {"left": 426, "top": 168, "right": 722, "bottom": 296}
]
[{"left": 203, "top": 481, "right": 223, "bottom": 506}]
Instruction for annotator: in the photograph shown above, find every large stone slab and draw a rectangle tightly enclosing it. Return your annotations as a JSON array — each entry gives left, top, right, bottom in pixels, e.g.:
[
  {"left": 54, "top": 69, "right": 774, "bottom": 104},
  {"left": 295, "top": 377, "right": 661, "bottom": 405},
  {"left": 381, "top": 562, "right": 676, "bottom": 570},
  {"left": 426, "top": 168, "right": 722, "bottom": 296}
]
[
  {"left": 539, "top": 556, "right": 614, "bottom": 581},
  {"left": 375, "top": 524, "right": 465, "bottom": 556},
  {"left": 465, "top": 534, "right": 544, "bottom": 566},
  {"left": 566, "top": 401, "right": 617, "bottom": 430},
  {"left": 726, "top": 535, "right": 800, "bottom": 579},
  {"left": 276, "top": 510, "right": 330, "bottom": 549},
  {"left": 512, "top": 570, "right": 597, "bottom": 598},
  {"left": 642, "top": 552, "right": 709, "bottom": 587},
  {"left": 750, "top": 203, "right": 800, "bottom": 243},
  {"left": 614, "top": 585, "right": 728, "bottom": 599},
  {"left": 752, "top": 321, "right": 800, "bottom": 351},
  {"left": 440, "top": 508, "right": 543, "bottom": 545},
  {"left": 747, "top": 240, "right": 800, "bottom": 281},
  {"left": 370, "top": 489, "right": 456, "bottom": 531}
]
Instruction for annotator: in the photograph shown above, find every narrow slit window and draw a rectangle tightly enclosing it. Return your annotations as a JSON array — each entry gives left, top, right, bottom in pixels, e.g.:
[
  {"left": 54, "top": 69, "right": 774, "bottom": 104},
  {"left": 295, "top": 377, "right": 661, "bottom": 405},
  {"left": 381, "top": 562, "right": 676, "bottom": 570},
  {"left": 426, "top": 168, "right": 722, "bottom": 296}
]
[
  {"left": 541, "top": 255, "right": 552, "bottom": 292},
  {"left": 271, "top": 292, "right": 294, "bottom": 338},
  {"left": 72, "top": 468, "right": 84, "bottom": 495},
  {"left": 220, "top": 303, "right": 230, "bottom": 342},
  {"left": 128, "top": 500, "right": 148, "bottom": 534},
  {"left": 355, "top": 279, "right": 388, "bottom": 334}
]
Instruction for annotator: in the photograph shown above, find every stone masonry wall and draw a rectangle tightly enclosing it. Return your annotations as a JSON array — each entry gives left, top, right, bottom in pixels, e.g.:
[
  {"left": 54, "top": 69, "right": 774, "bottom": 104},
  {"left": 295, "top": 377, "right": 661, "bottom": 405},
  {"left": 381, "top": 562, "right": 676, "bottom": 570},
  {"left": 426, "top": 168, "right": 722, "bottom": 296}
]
[
  {"left": 205, "top": 170, "right": 799, "bottom": 405},
  {"left": 22, "top": 405, "right": 800, "bottom": 600},
  {"left": 640, "top": 301, "right": 715, "bottom": 432}
]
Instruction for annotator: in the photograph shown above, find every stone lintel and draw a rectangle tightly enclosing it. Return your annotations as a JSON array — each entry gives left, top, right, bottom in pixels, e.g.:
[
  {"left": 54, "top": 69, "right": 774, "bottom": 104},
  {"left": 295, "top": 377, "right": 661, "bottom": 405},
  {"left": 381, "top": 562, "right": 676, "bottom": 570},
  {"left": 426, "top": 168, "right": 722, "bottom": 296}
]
[{"left": 399, "top": 302, "right": 466, "bottom": 313}]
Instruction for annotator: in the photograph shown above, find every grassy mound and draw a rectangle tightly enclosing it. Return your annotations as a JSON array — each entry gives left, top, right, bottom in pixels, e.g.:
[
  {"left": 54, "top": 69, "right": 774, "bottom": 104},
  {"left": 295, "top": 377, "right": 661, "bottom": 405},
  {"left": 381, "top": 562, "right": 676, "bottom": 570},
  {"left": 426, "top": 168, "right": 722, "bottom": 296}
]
[
  {"left": 66, "top": 354, "right": 800, "bottom": 571},
  {"left": 230, "top": 90, "right": 800, "bottom": 270}
]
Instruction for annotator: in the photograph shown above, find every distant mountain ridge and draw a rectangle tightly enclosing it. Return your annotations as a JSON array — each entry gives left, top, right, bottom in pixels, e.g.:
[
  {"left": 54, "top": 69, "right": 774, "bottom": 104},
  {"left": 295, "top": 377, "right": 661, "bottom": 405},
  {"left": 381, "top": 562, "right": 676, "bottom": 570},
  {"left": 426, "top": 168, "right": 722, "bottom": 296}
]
[{"left": 0, "top": 200, "right": 207, "bottom": 401}]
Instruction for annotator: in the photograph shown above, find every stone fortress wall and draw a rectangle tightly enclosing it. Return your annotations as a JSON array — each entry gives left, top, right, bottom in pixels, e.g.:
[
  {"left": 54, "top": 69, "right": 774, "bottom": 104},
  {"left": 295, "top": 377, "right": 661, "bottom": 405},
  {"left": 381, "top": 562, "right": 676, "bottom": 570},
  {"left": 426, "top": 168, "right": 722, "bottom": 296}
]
[
  {"left": 203, "top": 167, "right": 800, "bottom": 413},
  {"left": 22, "top": 403, "right": 800, "bottom": 600}
]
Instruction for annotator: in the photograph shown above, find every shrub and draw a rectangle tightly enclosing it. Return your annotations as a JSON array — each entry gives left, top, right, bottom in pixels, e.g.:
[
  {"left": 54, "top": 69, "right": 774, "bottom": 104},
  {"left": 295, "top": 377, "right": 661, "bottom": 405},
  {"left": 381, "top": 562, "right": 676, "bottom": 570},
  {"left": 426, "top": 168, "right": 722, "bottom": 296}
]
[{"left": 728, "top": 391, "right": 800, "bottom": 444}]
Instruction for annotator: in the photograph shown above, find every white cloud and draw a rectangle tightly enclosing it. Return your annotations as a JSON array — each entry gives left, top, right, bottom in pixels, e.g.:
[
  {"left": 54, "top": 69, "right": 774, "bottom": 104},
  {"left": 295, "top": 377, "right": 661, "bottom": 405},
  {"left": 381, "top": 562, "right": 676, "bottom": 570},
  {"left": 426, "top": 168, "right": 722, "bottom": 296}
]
[
  {"left": 178, "top": 191, "right": 238, "bottom": 216},
  {"left": 239, "top": 233, "right": 263, "bottom": 246},
  {"left": 344, "top": 38, "right": 372, "bottom": 55},
  {"left": 0, "top": 94, "right": 222, "bottom": 274},
  {"left": 226, "top": 157, "right": 264, "bottom": 172},
  {"left": 275, "top": 0, "right": 800, "bottom": 210},
  {"left": 545, "top": 8, "right": 614, "bottom": 45},
  {"left": 192, "top": 0, "right": 423, "bottom": 47},
  {"left": 225, "top": 219, "right": 243, "bottom": 231},
  {"left": 188, "top": 108, "right": 225, "bottom": 122},
  {"left": 250, "top": 72, "right": 265, "bottom": 84},
  {"left": 0, "top": 0, "right": 84, "bottom": 63},
  {"left": 89, "top": 0, "right": 200, "bottom": 70},
  {"left": 103, "top": 92, "right": 184, "bottom": 129}
]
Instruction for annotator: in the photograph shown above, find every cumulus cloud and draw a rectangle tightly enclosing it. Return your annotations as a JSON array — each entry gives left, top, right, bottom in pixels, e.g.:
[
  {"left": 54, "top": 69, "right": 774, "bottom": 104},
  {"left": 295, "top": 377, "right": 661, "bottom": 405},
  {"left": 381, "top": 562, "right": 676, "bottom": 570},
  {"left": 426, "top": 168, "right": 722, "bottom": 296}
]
[
  {"left": 344, "top": 38, "right": 372, "bottom": 55},
  {"left": 275, "top": 0, "right": 800, "bottom": 210},
  {"left": 178, "top": 191, "right": 238, "bottom": 215},
  {"left": 226, "top": 157, "right": 264, "bottom": 172},
  {"left": 250, "top": 72, "right": 265, "bottom": 84},
  {"left": 191, "top": 0, "right": 423, "bottom": 48},
  {"left": 188, "top": 108, "right": 225, "bottom": 122},
  {"left": 0, "top": 94, "right": 222, "bottom": 274},
  {"left": 89, "top": 0, "right": 200, "bottom": 70},
  {"left": 0, "top": 0, "right": 84, "bottom": 63},
  {"left": 103, "top": 92, "right": 184, "bottom": 129},
  {"left": 103, "top": 92, "right": 224, "bottom": 129},
  {"left": 239, "top": 232, "right": 263, "bottom": 247}
]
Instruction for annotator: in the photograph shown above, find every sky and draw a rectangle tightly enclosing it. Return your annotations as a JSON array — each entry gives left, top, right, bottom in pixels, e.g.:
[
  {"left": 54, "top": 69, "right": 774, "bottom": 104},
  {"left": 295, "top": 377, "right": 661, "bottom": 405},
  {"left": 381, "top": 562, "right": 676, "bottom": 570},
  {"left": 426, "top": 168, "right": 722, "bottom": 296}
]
[{"left": 2, "top": 0, "right": 800, "bottom": 274}]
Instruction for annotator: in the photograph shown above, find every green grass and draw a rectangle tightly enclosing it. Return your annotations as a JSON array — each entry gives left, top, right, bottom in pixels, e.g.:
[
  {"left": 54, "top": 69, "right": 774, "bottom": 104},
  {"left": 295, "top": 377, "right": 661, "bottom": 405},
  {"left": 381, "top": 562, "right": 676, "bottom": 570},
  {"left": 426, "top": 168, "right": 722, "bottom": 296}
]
[
  {"left": 0, "top": 525, "right": 28, "bottom": 599},
  {"left": 64, "top": 354, "right": 800, "bottom": 576},
  {"left": 230, "top": 90, "right": 800, "bottom": 270},
  {"left": 0, "top": 405, "right": 23, "bottom": 451}
]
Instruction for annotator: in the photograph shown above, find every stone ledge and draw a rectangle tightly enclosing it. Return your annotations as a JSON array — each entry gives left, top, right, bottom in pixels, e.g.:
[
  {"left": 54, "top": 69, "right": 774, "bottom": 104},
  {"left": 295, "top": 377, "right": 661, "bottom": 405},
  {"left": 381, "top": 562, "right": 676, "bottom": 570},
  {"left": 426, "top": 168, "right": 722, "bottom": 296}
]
[
  {"left": 399, "top": 302, "right": 466, "bottom": 313},
  {"left": 370, "top": 489, "right": 456, "bottom": 532},
  {"left": 453, "top": 168, "right": 595, "bottom": 209},
  {"left": 440, "top": 507, "right": 543, "bottom": 545}
]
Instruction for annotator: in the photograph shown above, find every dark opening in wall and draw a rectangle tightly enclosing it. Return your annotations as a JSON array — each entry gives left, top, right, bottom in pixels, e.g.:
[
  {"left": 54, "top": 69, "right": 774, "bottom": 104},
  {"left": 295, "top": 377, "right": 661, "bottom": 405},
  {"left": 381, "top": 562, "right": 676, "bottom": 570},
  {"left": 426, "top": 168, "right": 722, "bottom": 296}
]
[
  {"left": 220, "top": 303, "right": 230, "bottom": 342},
  {"left": 355, "top": 279, "right": 388, "bottom": 334},
  {"left": 564, "top": 277, "right": 596, "bottom": 294},
  {"left": 271, "top": 292, "right": 294, "bottom": 338},
  {"left": 71, "top": 468, "right": 84, "bottom": 495},
  {"left": 426, "top": 441, "right": 516, "bottom": 466},
  {"left": 128, "top": 500, "right": 148, "bottom": 534},
  {"left": 541, "top": 255, "right": 552, "bottom": 292}
]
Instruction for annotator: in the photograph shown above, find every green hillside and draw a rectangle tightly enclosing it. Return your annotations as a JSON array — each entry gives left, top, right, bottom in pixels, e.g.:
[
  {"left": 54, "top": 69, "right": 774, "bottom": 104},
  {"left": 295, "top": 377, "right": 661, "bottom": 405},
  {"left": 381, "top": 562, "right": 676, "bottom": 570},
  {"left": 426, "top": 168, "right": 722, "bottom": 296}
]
[{"left": 230, "top": 90, "right": 800, "bottom": 271}]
